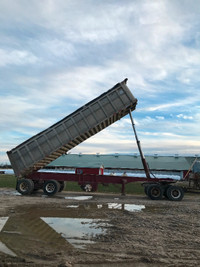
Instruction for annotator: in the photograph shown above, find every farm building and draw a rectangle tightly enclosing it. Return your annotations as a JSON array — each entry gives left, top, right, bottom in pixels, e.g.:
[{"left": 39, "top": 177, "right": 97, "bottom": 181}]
[{"left": 46, "top": 154, "right": 199, "bottom": 179}]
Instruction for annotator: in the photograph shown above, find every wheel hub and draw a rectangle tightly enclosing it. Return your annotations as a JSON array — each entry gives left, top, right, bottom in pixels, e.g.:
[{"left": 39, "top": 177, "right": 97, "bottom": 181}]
[
  {"left": 46, "top": 183, "right": 55, "bottom": 193},
  {"left": 20, "top": 182, "right": 28, "bottom": 192},
  {"left": 171, "top": 189, "right": 181, "bottom": 198}
]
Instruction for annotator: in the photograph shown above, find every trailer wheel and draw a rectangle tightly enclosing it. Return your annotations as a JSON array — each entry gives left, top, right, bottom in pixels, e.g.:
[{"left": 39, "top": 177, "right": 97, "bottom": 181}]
[
  {"left": 163, "top": 184, "right": 171, "bottom": 198},
  {"left": 16, "top": 179, "right": 34, "bottom": 195},
  {"left": 58, "top": 182, "right": 65, "bottom": 192},
  {"left": 147, "top": 184, "right": 164, "bottom": 200},
  {"left": 81, "top": 184, "right": 93, "bottom": 192},
  {"left": 43, "top": 180, "right": 60, "bottom": 196},
  {"left": 144, "top": 184, "right": 154, "bottom": 196},
  {"left": 166, "top": 185, "right": 184, "bottom": 201}
]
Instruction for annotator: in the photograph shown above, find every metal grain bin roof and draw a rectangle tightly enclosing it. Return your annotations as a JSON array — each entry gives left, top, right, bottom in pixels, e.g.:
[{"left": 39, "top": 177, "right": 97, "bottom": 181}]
[{"left": 47, "top": 154, "right": 197, "bottom": 171}]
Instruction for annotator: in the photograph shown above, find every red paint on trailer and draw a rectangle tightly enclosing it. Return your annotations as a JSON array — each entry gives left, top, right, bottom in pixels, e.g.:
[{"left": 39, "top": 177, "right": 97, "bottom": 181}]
[{"left": 28, "top": 170, "right": 175, "bottom": 192}]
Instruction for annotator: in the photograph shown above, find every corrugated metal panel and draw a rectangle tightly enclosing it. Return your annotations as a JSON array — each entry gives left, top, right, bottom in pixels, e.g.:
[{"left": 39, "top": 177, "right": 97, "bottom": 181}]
[
  {"left": 7, "top": 80, "right": 137, "bottom": 177},
  {"left": 47, "top": 154, "right": 194, "bottom": 171},
  {"left": 193, "top": 161, "right": 200, "bottom": 173}
]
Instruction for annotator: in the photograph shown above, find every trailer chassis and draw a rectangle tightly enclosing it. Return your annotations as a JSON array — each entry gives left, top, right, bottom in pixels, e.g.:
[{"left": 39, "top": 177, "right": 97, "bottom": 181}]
[{"left": 15, "top": 170, "right": 184, "bottom": 201}]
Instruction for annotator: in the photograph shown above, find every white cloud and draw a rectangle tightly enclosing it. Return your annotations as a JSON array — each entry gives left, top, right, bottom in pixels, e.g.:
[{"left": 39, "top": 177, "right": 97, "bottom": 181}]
[
  {"left": 155, "top": 116, "right": 164, "bottom": 120},
  {"left": 69, "top": 125, "right": 200, "bottom": 156},
  {"left": 40, "top": 39, "right": 75, "bottom": 58},
  {"left": 1, "top": 0, "right": 200, "bottom": 163},
  {"left": 0, "top": 49, "right": 38, "bottom": 66},
  {"left": 141, "top": 92, "right": 200, "bottom": 112},
  {"left": 0, "top": 95, "right": 56, "bottom": 136},
  {"left": 177, "top": 114, "right": 193, "bottom": 120}
]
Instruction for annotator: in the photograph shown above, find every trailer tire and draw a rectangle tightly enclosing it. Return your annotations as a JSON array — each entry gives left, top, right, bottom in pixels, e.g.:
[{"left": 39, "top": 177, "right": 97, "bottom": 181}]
[
  {"left": 144, "top": 184, "right": 156, "bottom": 196},
  {"left": 147, "top": 184, "right": 164, "bottom": 200},
  {"left": 144, "top": 185, "right": 150, "bottom": 195},
  {"left": 16, "top": 179, "right": 34, "bottom": 195},
  {"left": 43, "top": 180, "right": 60, "bottom": 196},
  {"left": 163, "top": 184, "right": 171, "bottom": 198},
  {"left": 81, "top": 183, "right": 93, "bottom": 192},
  {"left": 59, "top": 182, "right": 65, "bottom": 192},
  {"left": 166, "top": 185, "right": 184, "bottom": 201}
]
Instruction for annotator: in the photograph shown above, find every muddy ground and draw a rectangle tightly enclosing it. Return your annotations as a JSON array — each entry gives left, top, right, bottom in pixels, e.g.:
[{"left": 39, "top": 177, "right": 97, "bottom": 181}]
[{"left": 0, "top": 188, "right": 200, "bottom": 267}]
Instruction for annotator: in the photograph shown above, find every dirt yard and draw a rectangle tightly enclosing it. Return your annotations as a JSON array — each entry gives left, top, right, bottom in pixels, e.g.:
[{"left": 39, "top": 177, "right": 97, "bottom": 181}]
[{"left": 0, "top": 188, "right": 200, "bottom": 267}]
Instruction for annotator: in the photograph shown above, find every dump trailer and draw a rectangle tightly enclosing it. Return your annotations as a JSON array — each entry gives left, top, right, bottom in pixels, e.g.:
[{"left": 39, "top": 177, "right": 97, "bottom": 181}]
[
  {"left": 7, "top": 79, "right": 185, "bottom": 200},
  {"left": 7, "top": 79, "right": 137, "bottom": 177}
]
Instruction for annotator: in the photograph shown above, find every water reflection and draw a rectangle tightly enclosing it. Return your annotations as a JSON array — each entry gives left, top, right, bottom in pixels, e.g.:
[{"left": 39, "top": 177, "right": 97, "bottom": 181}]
[
  {"left": 0, "top": 190, "right": 21, "bottom": 196},
  {"left": 0, "top": 217, "right": 17, "bottom": 257},
  {"left": 0, "top": 202, "right": 145, "bottom": 257},
  {"left": 107, "top": 203, "right": 145, "bottom": 212},
  {"left": 41, "top": 217, "right": 108, "bottom": 249},
  {"left": 0, "top": 241, "right": 17, "bottom": 257},
  {"left": 64, "top": 196, "right": 93, "bottom": 200},
  {"left": 66, "top": 203, "right": 145, "bottom": 212},
  {"left": 0, "top": 217, "right": 9, "bottom": 231}
]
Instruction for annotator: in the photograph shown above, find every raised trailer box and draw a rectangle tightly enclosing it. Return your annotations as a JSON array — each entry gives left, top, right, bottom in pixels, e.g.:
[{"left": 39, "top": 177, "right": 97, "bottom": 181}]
[{"left": 7, "top": 80, "right": 137, "bottom": 177}]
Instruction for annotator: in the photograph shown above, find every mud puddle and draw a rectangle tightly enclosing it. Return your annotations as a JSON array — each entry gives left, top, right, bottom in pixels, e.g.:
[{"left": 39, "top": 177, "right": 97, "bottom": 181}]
[
  {"left": 0, "top": 190, "right": 21, "bottom": 196},
  {"left": 0, "top": 217, "right": 17, "bottom": 257},
  {"left": 64, "top": 195, "right": 93, "bottom": 200},
  {"left": 0, "top": 201, "right": 145, "bottom": 258},
  {"left": 41, "top": 217, "right": 109, "bottom": 249},
  {"left": 106, "top": 203, "right": 145, "bottom": 212}
]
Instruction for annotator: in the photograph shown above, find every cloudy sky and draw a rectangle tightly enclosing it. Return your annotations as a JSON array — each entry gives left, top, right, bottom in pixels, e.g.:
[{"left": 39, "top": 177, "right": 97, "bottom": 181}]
[{"left": 1, "top": 0, "right": 200, "bottom": 164}]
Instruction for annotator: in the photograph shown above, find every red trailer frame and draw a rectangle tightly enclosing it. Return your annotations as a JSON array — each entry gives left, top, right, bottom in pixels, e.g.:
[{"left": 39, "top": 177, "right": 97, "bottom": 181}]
[{"left": 17, "top": 169, "right": 176, "bottom": 197}]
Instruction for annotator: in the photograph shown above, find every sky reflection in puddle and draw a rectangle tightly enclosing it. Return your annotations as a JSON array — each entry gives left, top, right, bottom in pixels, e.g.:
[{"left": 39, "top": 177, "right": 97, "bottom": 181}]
[
  {"left": 0, "top": 217, "right": 9, "bottom": 232},
  {"left": 0, "top": 217, "right": 17, "bottom": 257},
  {"left": 107, "top": 203, "right": 145, "bottom": 212},
  {"left": 0, "top": 202, "right": 145, "bottom": 256},
  {"left": 0, "top": 190, "right": 21, "bottom": 196},
  {"left": 64, "top": 196, "right": 93, "bottom": 200},
  {"left": 66, "top": 203, "right": 145, "bottom": 212},
  {"left": 0, "top": 241, "right": 17, "bottom": 257},
  {"left": 41, "top": 217, "right": 108, "bottom": 249}
]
